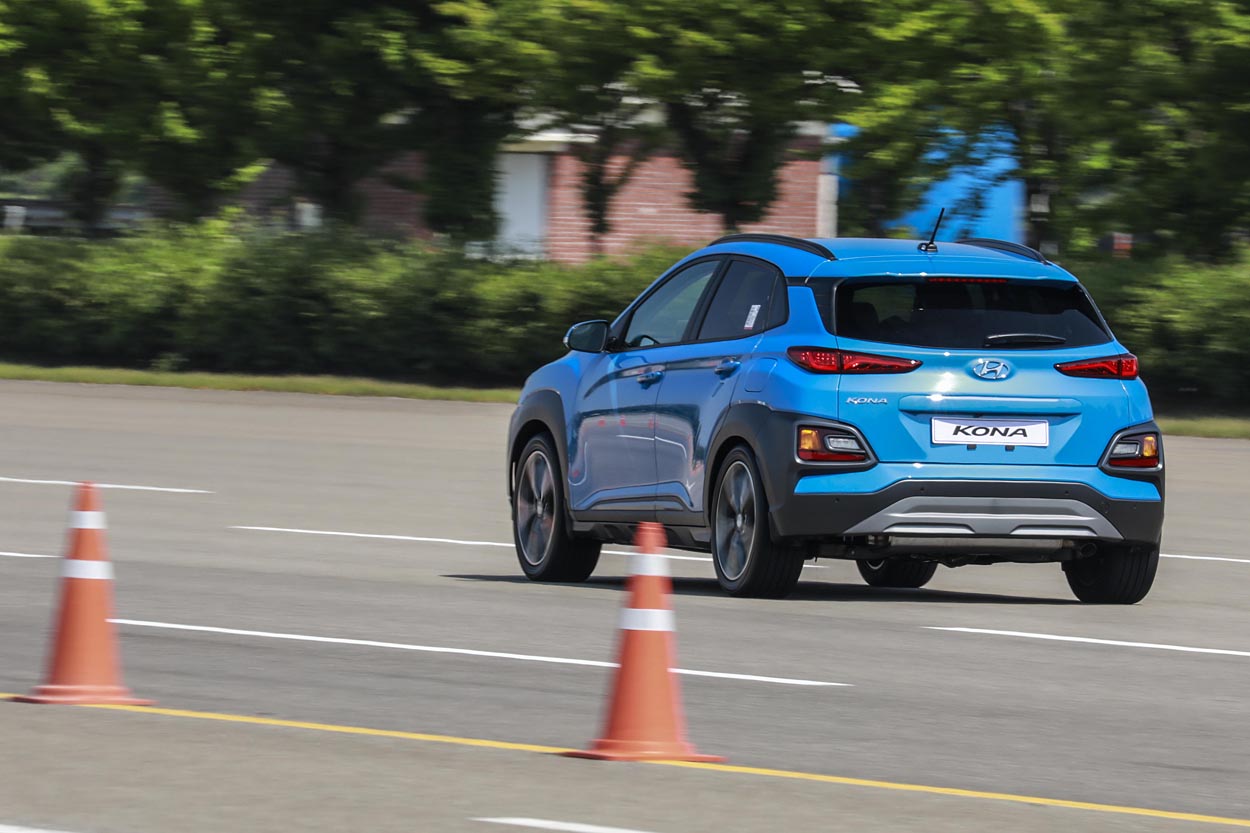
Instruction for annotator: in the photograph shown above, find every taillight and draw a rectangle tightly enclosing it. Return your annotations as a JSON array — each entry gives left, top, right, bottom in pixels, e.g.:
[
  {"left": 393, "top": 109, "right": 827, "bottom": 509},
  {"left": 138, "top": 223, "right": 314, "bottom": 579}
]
[
  {"left": 1106, "top": 431, "right": 1161, "bottom": 468},
  {"left": 787, "top": 347, "right": 921, "bottom": 374},
  {"left": 1055, "top": 354, "right": 1139, "bottom": 380},
  {"left": 797, "top": 426, "right": 869, "bottom": 463}
]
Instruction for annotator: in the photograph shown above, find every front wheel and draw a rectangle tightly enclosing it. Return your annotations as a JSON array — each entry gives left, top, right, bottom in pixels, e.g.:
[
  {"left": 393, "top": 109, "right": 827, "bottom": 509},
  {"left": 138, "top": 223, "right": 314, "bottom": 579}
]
[
  {"left": 1063, "top": 543, "right": 1158, "bottom": 604},
  {"left": 512, "top": 434, "right": 600, "bottom": 582},
  {"left": 710, "top": 447, "right": 804, "bottom": 598},
  {"left": 857, "top": 558, "right": 938, "bottom": 589}
]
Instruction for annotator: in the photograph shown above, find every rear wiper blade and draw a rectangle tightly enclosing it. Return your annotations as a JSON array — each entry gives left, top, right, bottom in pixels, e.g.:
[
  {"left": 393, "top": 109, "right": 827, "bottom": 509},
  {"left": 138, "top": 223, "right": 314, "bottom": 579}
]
[{"left": 984, "top": 333, "right": 1067, "bottom": 346}]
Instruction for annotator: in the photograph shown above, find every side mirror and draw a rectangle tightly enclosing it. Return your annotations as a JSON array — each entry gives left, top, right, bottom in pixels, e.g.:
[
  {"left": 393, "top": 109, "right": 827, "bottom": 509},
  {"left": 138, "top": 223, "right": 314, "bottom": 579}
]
[{"left": 564, "top": 320, "right": 610, "bottom": 353}]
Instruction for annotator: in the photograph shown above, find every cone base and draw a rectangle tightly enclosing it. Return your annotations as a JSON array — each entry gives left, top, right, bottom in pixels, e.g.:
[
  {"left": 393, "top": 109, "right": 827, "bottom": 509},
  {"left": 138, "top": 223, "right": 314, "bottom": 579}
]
[
  {"left": 14, "top": 685, "right": 152, "bottom": 706},
  {"left": 563, "top": 741, "right": 724, "bottom": 763}
]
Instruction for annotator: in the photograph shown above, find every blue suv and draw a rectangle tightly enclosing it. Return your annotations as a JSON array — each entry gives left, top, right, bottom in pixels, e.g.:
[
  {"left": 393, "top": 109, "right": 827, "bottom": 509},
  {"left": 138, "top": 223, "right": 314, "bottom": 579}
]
[{"left": 507, "top": 235, "right": 1164, "bottom": 603}]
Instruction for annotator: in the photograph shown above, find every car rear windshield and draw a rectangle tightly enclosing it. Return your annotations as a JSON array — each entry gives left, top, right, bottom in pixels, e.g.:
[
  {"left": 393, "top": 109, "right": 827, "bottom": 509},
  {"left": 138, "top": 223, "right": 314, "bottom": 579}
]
[{"left": 817, "top": 278, "right": 1112, "bottom": 349}]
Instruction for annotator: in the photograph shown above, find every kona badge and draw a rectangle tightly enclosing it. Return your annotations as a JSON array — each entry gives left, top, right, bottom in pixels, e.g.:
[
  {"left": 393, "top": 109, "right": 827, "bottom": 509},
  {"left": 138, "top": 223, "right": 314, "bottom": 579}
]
[{"left": 846, "top": 397, "right": 888, "bottom": 405}]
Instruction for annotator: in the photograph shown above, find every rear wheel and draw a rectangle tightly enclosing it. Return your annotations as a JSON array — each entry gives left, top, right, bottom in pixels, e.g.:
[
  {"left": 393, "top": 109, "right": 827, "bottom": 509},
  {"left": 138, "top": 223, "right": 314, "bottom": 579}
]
[
  {"left": 512, "top": 434, "right": 600, "bottom": 582},
  {"left": 1063, "top": 543, "right": 1158, "bottom": 604},
  {"left": 857, "top": 558, "right": 938, "bottom": 589},
  {"left": 711, "top": 447, "right": 804, "bottom": 598}
]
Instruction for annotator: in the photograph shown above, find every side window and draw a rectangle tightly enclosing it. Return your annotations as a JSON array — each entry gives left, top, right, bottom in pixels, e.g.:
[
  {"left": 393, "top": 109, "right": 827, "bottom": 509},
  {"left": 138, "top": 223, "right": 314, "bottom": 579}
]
[
  {"left": 696, "top": 259, "right": 780, "bottom": 341},
  {"left": 623, "top": 260, "right": 720, "bottom": 348}
]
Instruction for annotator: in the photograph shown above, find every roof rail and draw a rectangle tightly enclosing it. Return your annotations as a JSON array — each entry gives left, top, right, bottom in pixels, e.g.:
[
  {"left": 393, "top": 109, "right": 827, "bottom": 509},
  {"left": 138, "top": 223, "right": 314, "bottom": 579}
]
[
  {"left": 709, "top": 233, "right": 835, "bottom": 260},
  {"left": 955, "top": 237, "right": 1049, "bottom": 264}
]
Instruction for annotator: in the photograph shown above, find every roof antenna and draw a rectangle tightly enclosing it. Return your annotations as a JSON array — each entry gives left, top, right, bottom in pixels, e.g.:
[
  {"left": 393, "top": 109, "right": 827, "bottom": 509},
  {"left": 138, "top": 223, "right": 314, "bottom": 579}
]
[{"left": 919, "top": 207, "right": 945, "bottom": 253}]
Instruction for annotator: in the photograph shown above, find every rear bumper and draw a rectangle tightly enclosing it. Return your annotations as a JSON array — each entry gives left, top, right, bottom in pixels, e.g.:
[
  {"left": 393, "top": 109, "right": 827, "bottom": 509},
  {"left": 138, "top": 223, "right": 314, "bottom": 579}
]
[
  {"left": 754, "top": 412, "right": 1164, "bottom": 546},
  {"left": 773, "top": 477, "right": 1163, "bottom": 544}
]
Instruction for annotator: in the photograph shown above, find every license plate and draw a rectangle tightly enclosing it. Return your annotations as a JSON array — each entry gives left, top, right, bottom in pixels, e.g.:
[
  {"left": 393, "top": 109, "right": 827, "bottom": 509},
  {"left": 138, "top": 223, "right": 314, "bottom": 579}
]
[{"left": 931, "top": 417, "right": 1049, "bottom": 447}]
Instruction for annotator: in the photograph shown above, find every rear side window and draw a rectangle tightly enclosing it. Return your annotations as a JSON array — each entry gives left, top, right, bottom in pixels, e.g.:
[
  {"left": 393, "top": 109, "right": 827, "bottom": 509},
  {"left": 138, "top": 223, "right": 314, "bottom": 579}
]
[
  {"left": 697, "top": 260, "right": 781, "bottom": 341},
  {"left": 828, "top": 279, "right": 1112, "bottom": 349}
]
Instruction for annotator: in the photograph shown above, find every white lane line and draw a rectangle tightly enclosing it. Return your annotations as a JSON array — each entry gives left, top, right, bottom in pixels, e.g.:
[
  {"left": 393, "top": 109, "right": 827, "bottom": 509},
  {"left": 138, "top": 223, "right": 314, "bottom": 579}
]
[
  {"left": 0, "top": 551, "right": 56, "bottom": 559},
  {"left": 231, "top": 526, "right": 827, "bottom": 568},
  {"left": 0, "top": 825, "right": 84, "bottom": 833},
  {"left": 0, "top": 475, "right": 212, "bottom": 494},
  {"left": 1162, "top": 552, "right": 1250, "bottom": 564},
  {"left": 606, "top": 548, "right": 709, "bottom": 563},
  {"left": 233, "top": 526, "right": 512, "bottom": 548},
  {"left": 111, "top": 618, "right": 850, "bottom": 687},
  {"left": 929, "top": 627, "right": 1250, "bottom": 658},
  {"left": 475, "top": 819, "right": 657, "bottom": 833}
]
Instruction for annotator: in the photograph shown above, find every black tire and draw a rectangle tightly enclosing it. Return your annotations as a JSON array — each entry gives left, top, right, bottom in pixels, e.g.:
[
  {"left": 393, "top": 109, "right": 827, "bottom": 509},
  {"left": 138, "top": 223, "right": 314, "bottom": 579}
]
[
  {"left": 1063, "top": 542, "right": 1159, "bottom": 604},
  {"left": 512, "top": 434, "right": 601, "bottom": 582},
  {"left": 856, "top": 558, "right": 938, "bottom": 589},
  {"left": 710, "top": 446, "right": 804, "bottom": 598}
]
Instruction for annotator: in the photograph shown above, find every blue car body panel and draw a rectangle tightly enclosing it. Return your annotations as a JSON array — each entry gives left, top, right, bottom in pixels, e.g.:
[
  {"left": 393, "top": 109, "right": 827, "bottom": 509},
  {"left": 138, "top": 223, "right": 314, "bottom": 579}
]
[{"left": 509, "top": 236, "right": 1164, "bottom": 552}]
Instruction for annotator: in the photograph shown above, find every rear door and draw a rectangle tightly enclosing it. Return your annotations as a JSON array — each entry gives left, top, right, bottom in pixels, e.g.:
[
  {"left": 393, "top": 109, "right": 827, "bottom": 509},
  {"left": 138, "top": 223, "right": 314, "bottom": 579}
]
[
  {"left": 826, "top": 277, "right": 1133, "bottom": 466},
  {"left": 653, "top": 257, "right": 784, "bottom": 522}
]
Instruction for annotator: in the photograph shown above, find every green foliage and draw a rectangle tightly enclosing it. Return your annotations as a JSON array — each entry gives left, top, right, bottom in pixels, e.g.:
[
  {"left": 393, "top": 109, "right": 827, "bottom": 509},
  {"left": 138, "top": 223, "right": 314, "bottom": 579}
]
[
  {"left": 7, "top": 0, "right": 1250, "bottom": 259},
  {"left": 1, "top": 219, "right": 1249, "bottom": 407},
  {"left": 0, "top": 222, "right": 679, "bottom": 385},
  {"left": 631, "top": 0, "right": 864, "bottom": 230},
  {"left": 1077, "top": 253, "right": 1250, "bottom": 406}
]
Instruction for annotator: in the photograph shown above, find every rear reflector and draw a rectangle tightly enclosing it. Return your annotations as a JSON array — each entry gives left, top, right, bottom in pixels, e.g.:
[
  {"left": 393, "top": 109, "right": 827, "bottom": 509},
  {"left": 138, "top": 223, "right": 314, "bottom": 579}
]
[
  {"left": 1107, "top": 431, "right": 1161, "bottom": 468},
  {"left": 1055, "top": 354, "right": 1139, "bottom": 380},
  {"left": 798, "top": 426, "right": 869, "bottom": 462},
  {"left": 788, "top": 347, "right": 921, "bottom": 374}
]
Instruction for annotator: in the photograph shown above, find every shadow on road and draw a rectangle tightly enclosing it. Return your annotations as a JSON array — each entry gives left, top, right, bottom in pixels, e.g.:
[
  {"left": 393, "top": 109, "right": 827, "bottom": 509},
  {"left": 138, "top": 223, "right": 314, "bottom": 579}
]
[{"left": 443, "top": 573, "right": 1075, "bottom": 605}]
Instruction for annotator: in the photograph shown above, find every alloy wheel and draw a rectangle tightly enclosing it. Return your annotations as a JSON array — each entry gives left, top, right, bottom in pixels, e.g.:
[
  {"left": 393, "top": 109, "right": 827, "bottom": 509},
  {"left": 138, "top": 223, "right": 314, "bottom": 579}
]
[
  {"left": 714, "top": 460, "right": 757, "bottom": 582},
  {"left": 516, "top": 449, "right": 556, "bottom": 567}
]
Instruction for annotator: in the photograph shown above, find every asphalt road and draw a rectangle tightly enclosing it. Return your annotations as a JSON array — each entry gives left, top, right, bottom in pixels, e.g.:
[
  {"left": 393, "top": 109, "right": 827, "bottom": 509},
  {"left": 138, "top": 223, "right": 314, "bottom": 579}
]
[{"left": 1, "top": 380, "right": 1247, "bottom": 833}]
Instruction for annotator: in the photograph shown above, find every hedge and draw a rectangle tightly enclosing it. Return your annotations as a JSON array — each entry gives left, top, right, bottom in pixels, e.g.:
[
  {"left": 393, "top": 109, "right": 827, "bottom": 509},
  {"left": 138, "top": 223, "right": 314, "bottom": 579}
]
[
  {"left": 1075, "top": 256, "right": 1250, "bottom": 407},
  {"left": 0, "top": 221, "right": 675, "bottom": 386},
  {"left": 0, "top": 222, "right": 1245, "bottom": 405}
]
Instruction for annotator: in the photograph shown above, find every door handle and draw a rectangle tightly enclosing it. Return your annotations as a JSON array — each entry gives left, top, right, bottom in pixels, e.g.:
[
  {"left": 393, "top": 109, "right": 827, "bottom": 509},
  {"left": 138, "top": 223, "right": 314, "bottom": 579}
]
[
  {"left": 637, "top": 370, "right": 664, "bottom": 385},
  {"left": 714, "top": 359, "right": 742, "bottom": 377}
]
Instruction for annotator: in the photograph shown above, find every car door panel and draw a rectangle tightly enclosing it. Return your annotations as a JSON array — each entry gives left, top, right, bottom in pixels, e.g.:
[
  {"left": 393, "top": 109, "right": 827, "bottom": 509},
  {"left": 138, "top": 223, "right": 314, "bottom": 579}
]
[
  {"left": 567, "top": 352, "right": 661, "bottom": 515},
  {"left": 653, "top": 257, "right": 784, "bottom": 525},
  {"left": 654, "top": 338, "right": 760, "bottom": 523},
  {"left": 567, "top": 258, "right": 723, "bottom": 519}
]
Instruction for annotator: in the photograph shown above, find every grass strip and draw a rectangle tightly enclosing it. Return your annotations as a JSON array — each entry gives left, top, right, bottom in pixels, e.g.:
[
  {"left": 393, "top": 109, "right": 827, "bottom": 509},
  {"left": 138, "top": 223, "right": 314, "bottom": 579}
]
[
  {"left": 0, "top": 363, "right": 519, "bottom": 403},
  {"left": 1156, "top": 416, "right": 1250, "bottom": 440}
]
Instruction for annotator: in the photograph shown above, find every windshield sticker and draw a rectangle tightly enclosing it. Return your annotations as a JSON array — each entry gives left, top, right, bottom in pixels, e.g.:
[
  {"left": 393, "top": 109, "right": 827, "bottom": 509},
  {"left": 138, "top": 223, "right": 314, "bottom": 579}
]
[{"left": 743, "top": 304, "right": 761, "bottom": 330}]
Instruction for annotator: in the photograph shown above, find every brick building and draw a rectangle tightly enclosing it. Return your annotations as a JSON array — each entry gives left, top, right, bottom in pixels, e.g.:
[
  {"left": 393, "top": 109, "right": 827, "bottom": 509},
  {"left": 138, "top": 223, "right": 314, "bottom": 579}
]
[{"left": 226, "top": 130, "right": 833, "bottom": 263}]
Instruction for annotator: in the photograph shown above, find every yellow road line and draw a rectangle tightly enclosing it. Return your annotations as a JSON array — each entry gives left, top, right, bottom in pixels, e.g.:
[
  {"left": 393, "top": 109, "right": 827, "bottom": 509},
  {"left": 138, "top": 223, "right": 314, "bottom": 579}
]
[
  {"left": 90, "top": 701, "right": 568, "bottom": 755},
  {"left": 647, "top": 759, "right": 1250, "bottom": 827},
  {"left": 5, "top": 694, "right": 1249, "bottom": 828}
]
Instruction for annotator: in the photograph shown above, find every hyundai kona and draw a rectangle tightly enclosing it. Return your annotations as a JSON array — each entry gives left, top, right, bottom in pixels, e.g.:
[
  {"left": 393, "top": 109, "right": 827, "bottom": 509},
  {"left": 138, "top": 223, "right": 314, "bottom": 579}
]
[{"left": 507, "top": 234, "right": 1163, "bottom": 602}]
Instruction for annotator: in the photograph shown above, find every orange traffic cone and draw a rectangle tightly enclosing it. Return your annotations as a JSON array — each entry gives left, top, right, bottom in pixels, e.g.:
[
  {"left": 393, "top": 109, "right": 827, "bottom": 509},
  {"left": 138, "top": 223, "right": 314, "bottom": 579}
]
[
  {"left": 16, "top": 483, "right": 151, "bottom": 705},
  {"left": 565, "top": 522, "right": 722, "bottom": 762}
]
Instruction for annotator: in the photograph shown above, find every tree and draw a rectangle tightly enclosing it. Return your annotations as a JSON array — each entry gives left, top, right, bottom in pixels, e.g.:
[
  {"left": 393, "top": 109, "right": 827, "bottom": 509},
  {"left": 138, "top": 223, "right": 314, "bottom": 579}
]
[
  {"left": 1077, "top": 1, "right": 1250, "bottom": 260},
  {"left": 0, "top": 1, "right": 60, "bottom": 177},
  {"left": 845, "top": 0, "right": 1250, "bottom": 260},
  {"left": 630, "top": 0, "right": 866, "bottom": 231},
  {"left": 135, "top": 0, "right": 267, "bottom": 220},
  {"left": 241, "top": 1, "right": 415, "bottom": 224},
  {"left": 529, "top": 0, "right": 665, "bottom": 251},
  {"left": 399, "top": 0, "right": 553, "bottom": 241},
  {"left": 0, "top": 0, "right": 172, "bottom": 231}
]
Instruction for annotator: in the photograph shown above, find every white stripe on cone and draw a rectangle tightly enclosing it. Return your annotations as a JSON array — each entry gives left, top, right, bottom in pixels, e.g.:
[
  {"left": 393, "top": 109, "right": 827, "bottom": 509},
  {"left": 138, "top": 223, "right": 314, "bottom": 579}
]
[
  {"left": 61, "top": 560, "right": 114, "bottom": 581},
  {"left": 619, "top": 607, "right": 675, "bottom": 632},
  {"left": 628, "top": 550, "right": 670, "bottom": 577},
  {"left": 70, "top": 511, "right": 107, "bottom": 530}
]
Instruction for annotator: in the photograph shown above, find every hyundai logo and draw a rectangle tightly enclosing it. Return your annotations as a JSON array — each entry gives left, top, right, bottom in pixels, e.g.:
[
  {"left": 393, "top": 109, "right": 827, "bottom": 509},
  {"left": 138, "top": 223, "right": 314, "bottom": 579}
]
[{"left": 972, "top": 358, "right": 1011, "bottom": 380}]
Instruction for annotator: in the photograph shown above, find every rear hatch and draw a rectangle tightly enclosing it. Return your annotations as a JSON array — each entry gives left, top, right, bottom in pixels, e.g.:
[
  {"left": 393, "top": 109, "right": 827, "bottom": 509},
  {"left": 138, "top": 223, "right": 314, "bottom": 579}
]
[{"left": 821, "top": 276, "right": 1132, "bottom": 466}]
